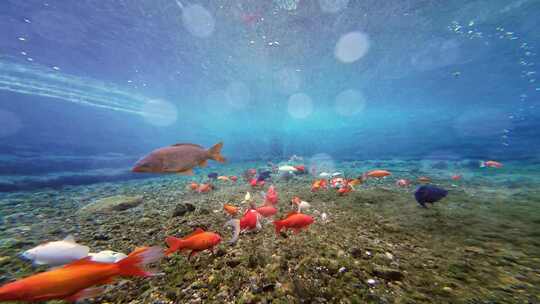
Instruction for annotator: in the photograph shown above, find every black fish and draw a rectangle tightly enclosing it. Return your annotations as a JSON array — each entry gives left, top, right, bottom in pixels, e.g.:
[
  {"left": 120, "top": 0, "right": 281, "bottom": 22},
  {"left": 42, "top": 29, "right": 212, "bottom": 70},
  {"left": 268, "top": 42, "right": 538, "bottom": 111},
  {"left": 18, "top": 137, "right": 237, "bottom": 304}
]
[
  {"left": 257, "top": 171, "right": 272, "bottom": 182},
  {"left": 414, "top": 185, "right": 448, "bottom": 208},
  {"left": 208, "top": 172, "right": 218, "bottom": 180}
]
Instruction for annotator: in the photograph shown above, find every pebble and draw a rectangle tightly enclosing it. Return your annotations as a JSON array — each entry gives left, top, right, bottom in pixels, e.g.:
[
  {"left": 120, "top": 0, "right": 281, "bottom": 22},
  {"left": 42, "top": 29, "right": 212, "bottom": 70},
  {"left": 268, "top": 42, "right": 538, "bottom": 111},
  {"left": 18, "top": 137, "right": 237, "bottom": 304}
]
[{"left": 367, "top": 279, "right": 377, "bottom": 285}]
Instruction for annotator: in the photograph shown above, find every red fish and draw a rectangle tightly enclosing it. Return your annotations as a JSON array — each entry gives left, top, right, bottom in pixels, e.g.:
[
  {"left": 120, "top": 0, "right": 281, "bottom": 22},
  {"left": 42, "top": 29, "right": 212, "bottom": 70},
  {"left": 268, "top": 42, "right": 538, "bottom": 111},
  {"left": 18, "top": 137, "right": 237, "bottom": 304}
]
[
  {"left": 451, "top": 174, "right": 462, "bottom": 181},
  {"left": 189, "top": 182, "right": 199, "bottom": 191},
  {"left": 264, "top": 185, "right": 278, "bottom": 205},
  {"left": 230, "top": 176, "right": 238, "bottom": 182},
  {"left": 0, "top": 247, "right": 163, "bottom": 302},
  {"left": 294, "top": 165, "right": 305, "bottom": 172},
  {"left": 480, "top": 160, "right": 503, "bottom": 168},
  {"left": 225, "top": 209, "right": 262, "bottom": 244},
  {"left": 165, "top": 228, "right": 221, "bottom": 260},
  {"left": 337, "top": 183, "right": 352, "bottom": 196},
  {"left": 273, "top": 212, "right": 314, "bottom": 234},
  {"left": 256, "top": 205, "right": 277, "bottom": 217},
  {"left": 330, "top": 177, "right": 345, "bottom": 188},
  {"left": 249, "top": 178, "right": 265, "bottom": 187}
]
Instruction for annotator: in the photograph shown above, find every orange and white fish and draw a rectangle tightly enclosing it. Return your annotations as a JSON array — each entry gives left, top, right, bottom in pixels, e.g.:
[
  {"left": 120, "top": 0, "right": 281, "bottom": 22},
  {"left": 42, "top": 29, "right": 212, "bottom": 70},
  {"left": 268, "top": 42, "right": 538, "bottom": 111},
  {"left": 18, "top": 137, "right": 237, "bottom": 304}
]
[
  {"left": 347, "top": 178, "right": 362, "bottom": 187},
  {"left": 223, "top": 204, "right": 238, "bottom": 216},
  {"left": 480, "top": 160, "right": 503, "bottom": 168},
  {"left": 189, "top": 182, "right": 199, "bottom": 191},
  {"left": 311, "top": 179, "right": 327, "bottom": 192},
  {"left": 290, "top": 196, "right": 310, "bottom": 212},
  {"left": 217, "top": 176, "right": 230, "bottom": 181},
  {"left": 396, "top": 179, "right": 412, "bottom": 187},
  {"left": 197, "top": 183, "right": 213, "bottom": 193},
  {"left": 273, "top": 212, "right": 314, "bottom": 234},
  {"left": 0, "top": 247, "right": 163, "bottom": 302},
  {"left": 165, "top": 228, "right": 221, "bottom": 260}
]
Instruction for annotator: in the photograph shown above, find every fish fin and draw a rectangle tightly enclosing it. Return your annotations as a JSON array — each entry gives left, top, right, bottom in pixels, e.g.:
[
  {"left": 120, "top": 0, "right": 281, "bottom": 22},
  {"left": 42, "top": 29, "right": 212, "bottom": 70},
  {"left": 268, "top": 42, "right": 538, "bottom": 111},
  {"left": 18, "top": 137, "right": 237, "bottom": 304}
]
[
  {"left": 63, "top": 234, "right": 76, "bottom": 243},
  {"left": 285, "top": 211, "right": 298, "bottom": 218},
  {"left": 178, "top": 169, "right": 194, "bottom": 175},
  {"left": 273, "top": 220, "right": 284, "bottom": 234},
  {"left": 63, "top": 257, "right": 101, "bottom": 268},
  {"left": 171, "top": 143, "right": 204, "bottom": 148},
  {"left": 185, "top": 228, "right": 205, "bottom": 238},
  {"left": 208, "top": 142, "right": 226, "bottom": 163},
  {"left": 199, "top": 160, "right": 208, "bottom": 167},
  {"left": 479, "top": 161, "right": 485, "bottom": 167},
  {"left": 188, "top": 250, "right": 199, "bottom": 261},
  {"left": 64, "top": 287, "right": 105, "bottom": 303},
  {"left": 224, "top": 219, "right": 241, "bottom": 244},
  {"left": 165, "top": 237, "right": 184, "bottom": 256},
  {"left": 117, "top": 246, "right": 164, "bottom": 277}
]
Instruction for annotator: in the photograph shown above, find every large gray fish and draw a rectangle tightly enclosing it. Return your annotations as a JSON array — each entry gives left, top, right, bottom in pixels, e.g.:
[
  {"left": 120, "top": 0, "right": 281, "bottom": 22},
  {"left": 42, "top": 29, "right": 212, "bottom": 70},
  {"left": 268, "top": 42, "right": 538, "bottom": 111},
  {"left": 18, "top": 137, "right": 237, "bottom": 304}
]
[{"left": 132, "top": 142, "right": 226, "bottom": 175}]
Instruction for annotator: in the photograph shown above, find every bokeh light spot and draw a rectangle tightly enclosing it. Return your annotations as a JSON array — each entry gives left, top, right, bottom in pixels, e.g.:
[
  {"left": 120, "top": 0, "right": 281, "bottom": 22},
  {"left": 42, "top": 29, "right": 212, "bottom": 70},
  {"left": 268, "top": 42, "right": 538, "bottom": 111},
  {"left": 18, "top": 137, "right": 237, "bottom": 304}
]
[
  {"left": 319, "top": 0, "right": 349, "bottom": 13},
  {"left": 288, "top": 93, "right": 313, "bottom": 119},
  {"left": 335, "top": 89, "right": 366, "bottom": 116},
  {"left": 142, "top": 99, "right": 178, "bottom": 127},
  {"left": 308, "top": 153, "right": 336, "bottom": 176},
  {"left": 335, "top": 32, "right": 370, "bottom": 63},
  {"left": 275, "top": 68, "right": 302, "bottom": 94},
  {"left": 225, "top": 81, "right": 251, "bottom": 110},
  {"left": 182, "top": 4, "right": 215, "bottom": 38}
]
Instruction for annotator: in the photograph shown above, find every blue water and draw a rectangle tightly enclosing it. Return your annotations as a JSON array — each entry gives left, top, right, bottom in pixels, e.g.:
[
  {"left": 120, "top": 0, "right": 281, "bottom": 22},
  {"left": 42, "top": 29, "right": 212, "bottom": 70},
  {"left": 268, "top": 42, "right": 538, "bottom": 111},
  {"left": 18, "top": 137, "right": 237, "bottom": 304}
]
[{"left": 1, "top": 0, "right": 539, "bottom": 173}]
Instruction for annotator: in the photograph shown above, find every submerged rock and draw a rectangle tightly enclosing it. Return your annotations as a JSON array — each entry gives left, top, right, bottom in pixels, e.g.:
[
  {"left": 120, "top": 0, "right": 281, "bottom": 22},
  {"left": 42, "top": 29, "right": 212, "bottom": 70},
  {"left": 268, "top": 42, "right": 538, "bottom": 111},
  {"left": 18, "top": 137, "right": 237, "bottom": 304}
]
[
  {"left": 373, "top": 267, "right": 404, "bottom": 281},
  {"left": 172, "top": 203, "right": 196, "bottom": 217},
  {"left": 79, "top": 195, "right": 143, "bottom": 214}
]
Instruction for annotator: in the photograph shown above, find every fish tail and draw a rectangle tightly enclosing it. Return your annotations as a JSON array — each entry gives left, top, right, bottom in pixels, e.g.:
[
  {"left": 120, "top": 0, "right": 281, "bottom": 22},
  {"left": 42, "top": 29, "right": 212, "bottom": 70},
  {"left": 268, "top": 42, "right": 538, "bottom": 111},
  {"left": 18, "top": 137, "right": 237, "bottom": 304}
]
[
  {"left": 224, "top": 219, "right": 241, "bottom": 244},
  {"left": 165, "top": 237, "right": 184, "bottom": 256},
  {"left": 273, "top": 220, "right": 284, "bottom": 234},
  {"left": 479, "top": 161, "right": 486, "bottom": 167},
  {"left": 208, "top": 142, "right": 226, "bottom": 163},
  {"left": 360, "top": 173, "right": 368, "bottom": 183},
  {"left": 117, "top": 246, "right": 164, "bottom": 277}
]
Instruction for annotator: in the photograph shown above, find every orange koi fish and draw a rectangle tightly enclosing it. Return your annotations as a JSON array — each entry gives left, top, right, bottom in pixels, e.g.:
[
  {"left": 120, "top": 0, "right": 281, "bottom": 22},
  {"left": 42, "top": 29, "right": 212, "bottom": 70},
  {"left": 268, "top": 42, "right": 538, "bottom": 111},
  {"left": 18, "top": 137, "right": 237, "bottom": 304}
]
[
  {"left": 165, "top": 228, "right": 221, "bottom": 259},
  {"left": 362, "top": 170, "right": 391, "bottom": 180},
  {"left": 223, "top": 204, "right": 238, "bottom": 216},
  {"left": 0, "top": 247, "right": 163, "bottom": 302},
  {"left": 273, "top": 212, "right": 314, "bottom": 234}
]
